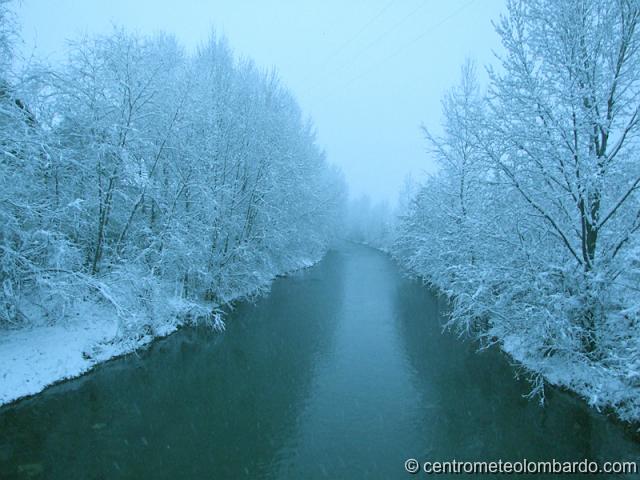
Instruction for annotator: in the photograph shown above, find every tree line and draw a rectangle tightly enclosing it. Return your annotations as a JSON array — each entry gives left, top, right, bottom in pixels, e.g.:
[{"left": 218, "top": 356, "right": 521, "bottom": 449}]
[
  {"left": 0, "top": 2, "right": 346, "bottom": 337},
  {"left": 392, "top": 0, "right": 640, "bottom": 422}
]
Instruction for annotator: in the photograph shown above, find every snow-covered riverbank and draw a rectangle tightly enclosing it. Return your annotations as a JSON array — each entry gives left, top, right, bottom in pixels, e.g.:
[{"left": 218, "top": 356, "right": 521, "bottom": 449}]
[
  {"left": 353, "top": 239, "right": 640, "bottom": 425},
  {"left": 0, "top": 294, "right": 205, "bottom": 407},
  {"left": 1, "top": 302, "right": 125, "bottom": 406},
  {"left": 0, "top": 257, "right": 320, "bottom": 407}
]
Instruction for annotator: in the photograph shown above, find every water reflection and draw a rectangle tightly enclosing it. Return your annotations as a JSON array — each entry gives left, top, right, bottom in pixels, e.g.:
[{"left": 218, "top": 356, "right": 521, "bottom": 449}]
[
  {"left": 0, "top": 244, "right": 638, "bottom": 479},
  {"left": 272, "top": 244, "right": 423, "bottom": 479}
]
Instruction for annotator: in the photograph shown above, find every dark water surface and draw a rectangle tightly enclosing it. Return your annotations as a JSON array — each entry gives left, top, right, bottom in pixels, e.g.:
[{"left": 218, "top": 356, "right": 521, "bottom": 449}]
[{"left": 1, "top": 244, "right": 639, "bottom": 479}]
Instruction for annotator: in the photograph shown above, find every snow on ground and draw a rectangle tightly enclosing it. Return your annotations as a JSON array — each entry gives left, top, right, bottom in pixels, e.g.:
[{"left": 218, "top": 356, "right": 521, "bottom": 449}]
[
  {"left": 0, "top": 255, "right": 323, "bottom": 408},
  {"left": 0, "top": 301, "right": 119, "bottom": 406},
  {"left": 0, "top": 290, "right": 192, "bottom": 407},
  {"left": 0, "top": 295, "right": 196, "bottom": 407},
  {"left": 501, "top": 332, "right": 640, "bottom": 423}
]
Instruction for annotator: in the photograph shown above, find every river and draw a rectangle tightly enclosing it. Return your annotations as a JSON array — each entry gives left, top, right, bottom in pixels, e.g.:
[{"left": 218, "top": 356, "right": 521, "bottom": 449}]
[{"left": 1, "top": 243, "right": 638, "bottom": 479}]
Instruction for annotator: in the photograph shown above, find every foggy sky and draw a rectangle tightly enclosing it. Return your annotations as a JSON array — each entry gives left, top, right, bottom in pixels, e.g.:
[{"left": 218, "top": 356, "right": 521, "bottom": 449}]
[{"left": 16, "top": 0, "right": 505, "bottom": 205}]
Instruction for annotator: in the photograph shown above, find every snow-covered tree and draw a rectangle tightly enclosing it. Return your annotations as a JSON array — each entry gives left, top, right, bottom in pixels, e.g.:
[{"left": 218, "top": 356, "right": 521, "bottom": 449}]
[
  {"left": 0, "top": 20, "right": 346, "bottom": 338},
  {"left": 393, "top": 0, "right": 640, "bottom": 422}
]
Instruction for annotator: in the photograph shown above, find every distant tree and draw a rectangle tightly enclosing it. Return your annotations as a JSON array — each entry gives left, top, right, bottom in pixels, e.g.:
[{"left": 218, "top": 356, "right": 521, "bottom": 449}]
[{"left": 420, "top": 59, "right": 485, "bottom": 273}]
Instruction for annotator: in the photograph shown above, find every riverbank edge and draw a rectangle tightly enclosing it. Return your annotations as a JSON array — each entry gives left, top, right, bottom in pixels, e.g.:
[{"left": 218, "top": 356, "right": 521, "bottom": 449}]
[
  {"left": 451, "top": 297, "right": 639, "bottom": 430},
  {"left": 356, "top": 242, "right": 640, "bottom": 431},
  {"left": 0, "top": 254, "right": 324, "bottom": 408}
]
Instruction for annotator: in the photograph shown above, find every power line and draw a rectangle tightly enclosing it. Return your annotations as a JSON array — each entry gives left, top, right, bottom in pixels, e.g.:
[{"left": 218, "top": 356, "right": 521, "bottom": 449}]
[
  {"left": 323, "top": 0, "right": 477, "bottom": 98},
  {"left": 307, "top": 0, "right": 431, "bottom": 90},
  {"left": 301, "top": 0, "right": 399, "bottom": 83}
]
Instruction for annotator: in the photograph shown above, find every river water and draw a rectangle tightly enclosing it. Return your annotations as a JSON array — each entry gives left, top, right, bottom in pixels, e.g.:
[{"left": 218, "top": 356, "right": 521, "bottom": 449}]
[{"left": 1, "top": 243, "right": 638, "bottom": 479}]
